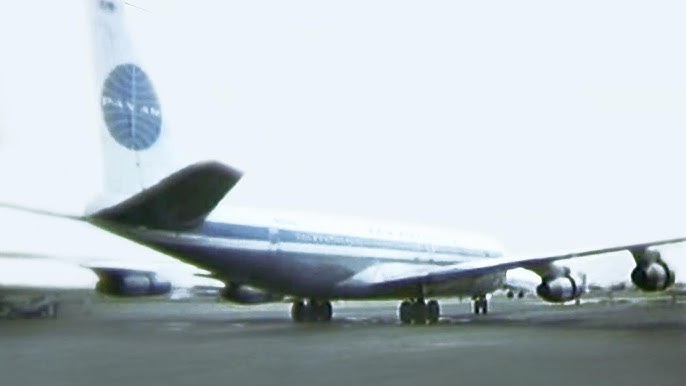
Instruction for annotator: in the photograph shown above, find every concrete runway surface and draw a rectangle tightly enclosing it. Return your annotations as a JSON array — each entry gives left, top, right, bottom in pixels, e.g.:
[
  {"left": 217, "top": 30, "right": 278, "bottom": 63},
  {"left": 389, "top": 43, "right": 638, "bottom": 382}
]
[{"left": 1, "top": 296, "right": 685, "bottom": 386}]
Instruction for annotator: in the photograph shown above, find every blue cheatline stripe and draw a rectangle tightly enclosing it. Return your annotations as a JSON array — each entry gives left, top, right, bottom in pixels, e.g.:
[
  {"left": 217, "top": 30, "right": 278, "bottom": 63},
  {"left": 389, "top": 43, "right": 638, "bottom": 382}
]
[
  {"left": 200, "top": 221, "right": 499, "bottom": 258},
  {"left": 139, "top": 222, "right": 500, "bottom": 264}
]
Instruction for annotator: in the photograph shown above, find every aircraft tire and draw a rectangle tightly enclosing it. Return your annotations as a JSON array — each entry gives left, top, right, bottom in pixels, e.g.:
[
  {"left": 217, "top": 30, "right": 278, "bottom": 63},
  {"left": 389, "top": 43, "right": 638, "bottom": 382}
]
[
  {"left": 42, "top": 303, "right": 58, "bottom": 319},
  {"left": 474, "top": 297, "right": 488, "bottom": 315},
  {"left": 399, "top": 301, "right": 412, "bottom": 324},
  {"left": 427, "top": 300, "right": 440, "bottom": 324},
  {"left": 318, "top": 301, "right": 333, "bottom": 322},
  {"left": 304, "top": 300, "right": 320, "bottom": 322},
  {"left": 411, "top": 300, "right": 427, "bottom": 325},
  {"left": 291, "top": 301, "right": 307, "bottom": 322}
]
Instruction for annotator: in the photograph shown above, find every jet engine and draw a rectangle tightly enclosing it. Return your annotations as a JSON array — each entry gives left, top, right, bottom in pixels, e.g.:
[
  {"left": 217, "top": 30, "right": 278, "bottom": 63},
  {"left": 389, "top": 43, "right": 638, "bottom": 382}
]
[
  {"left": 536, "top": 274, "right": 584, "bottom": 303},
  {"left": 93, "top": 268, "right": 172, "bottom": 297},
  {"left": 630, "top": 256, "right": 675, "bottom": 291},
  {"left": 220, "top": 283, "right": 282, "bottom": 304}
]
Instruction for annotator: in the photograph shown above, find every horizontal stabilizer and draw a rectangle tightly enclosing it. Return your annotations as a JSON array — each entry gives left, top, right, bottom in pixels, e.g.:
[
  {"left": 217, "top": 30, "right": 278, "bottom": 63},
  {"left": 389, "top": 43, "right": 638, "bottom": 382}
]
[{"left": 89, "top": 161, "right": 242, "bottom": 230}]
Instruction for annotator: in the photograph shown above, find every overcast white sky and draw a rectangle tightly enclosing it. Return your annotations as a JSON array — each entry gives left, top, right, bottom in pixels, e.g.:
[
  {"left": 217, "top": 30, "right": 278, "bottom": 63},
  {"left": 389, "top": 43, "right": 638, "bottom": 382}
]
[{"left": 1, "top": 0, "right": 686, "bottom": 285}]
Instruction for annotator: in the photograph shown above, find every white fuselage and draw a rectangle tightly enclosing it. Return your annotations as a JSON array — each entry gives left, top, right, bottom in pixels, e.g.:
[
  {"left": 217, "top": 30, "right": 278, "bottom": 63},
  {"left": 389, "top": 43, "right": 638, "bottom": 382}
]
[{"left": 100, "top": 206, "right": 508, "bottom": 300}]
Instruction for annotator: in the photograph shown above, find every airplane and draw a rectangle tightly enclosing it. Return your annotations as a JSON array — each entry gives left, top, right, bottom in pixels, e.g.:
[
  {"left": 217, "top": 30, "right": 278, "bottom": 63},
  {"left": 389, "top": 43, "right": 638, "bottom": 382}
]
[
  {"left": 2, "top": 0, "right": 682, "bottom": 324},
  {"left": 503, "top": 268, "right": 549, "bottom": 300}
]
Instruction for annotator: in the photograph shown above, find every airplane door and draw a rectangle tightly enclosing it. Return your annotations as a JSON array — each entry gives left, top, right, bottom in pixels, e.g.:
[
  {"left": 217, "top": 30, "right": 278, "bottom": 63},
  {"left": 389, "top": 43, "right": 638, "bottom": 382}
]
[{"left": 268, "top": 227, "right": 280, "bottom": 256}]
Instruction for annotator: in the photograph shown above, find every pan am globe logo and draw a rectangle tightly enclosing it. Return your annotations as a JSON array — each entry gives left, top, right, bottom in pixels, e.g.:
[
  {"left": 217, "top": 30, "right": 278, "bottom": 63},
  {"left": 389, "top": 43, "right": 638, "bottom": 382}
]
[{"left": 101, "top": 63, "right": 162, "bottom": 151}]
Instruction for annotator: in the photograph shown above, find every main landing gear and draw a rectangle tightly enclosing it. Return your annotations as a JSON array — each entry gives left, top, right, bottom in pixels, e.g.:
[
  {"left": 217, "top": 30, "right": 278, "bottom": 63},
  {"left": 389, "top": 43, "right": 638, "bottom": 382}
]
[
  {"left": 473, "top": 295, "right": 488, "bottom": 315},
  {"left": 398, "top": 299, "right": 440, "bottom": 325},
  {"left": 506, "top": 290, "right": 525, "bottom": 299},
  {"left": 291, "top": 299, "right": 333, "bottom": 322}
]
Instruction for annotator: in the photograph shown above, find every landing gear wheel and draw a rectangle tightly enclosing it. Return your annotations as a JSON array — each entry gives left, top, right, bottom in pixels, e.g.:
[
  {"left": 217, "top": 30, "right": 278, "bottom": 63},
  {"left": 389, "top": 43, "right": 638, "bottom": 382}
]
[
  {"left": 399, "top": 301, "right": 412, "bottom": 324},
  {"left": 507, "top": 290, "right": 514, "bottom": 299},
  {"left": 399, "top": 299, "right": 440, "bottom": 325},
  {"left": 427, "top": 300, "right": 440, "bottom": 324},
  {"left": 473, "top": 296, "right": 488, "bottom": 315},
  {"left": 292, "top": 300, "right": 332, "bottom": 322},
  {"left": 411, "top": 299, "right": 427, "bottom": 325},
  {"left": 291, "top": 301, "right": 307, "bottom": 322},
  {"left": 43, "top": 303, "right": 58, "bottom": 319},
  {"left": 517, "top": 290, "right": 525, "bottom": 299},
  {"left": 306, "top": 300, "right": 320, "bottom": 322},
  {"left": 316, "top": 301, "right": 333, "bottom": 322}
]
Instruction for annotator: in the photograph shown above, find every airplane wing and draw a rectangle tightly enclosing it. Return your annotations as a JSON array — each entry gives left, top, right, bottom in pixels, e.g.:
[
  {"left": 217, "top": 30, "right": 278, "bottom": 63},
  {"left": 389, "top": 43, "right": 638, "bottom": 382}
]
[
  {"left": 339, "top": 236, "right": 686, "bottom": 291},
  {"left": 0, "top": 251, "right": 224, "bottom": 321},
  {"left": 0, "top": 250, "right": 219, "bottom": 294},
  {"left": 0, "top": 254, "right": 97, "bottom": 292},
  {"left": 0, "top": 203, "right": 223, "bottom": 291},
  {"left": 0, "top": 255, "right": 97, "bottom": 319},
  {"left": 0, "top": 251, "right": 198, "bottom": 272}
]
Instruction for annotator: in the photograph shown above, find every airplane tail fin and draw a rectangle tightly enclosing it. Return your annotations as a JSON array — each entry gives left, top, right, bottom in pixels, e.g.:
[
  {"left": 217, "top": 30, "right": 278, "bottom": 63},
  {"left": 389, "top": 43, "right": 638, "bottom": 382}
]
[
  {"left": 88, "top": 1, "right": 241, "bottom": 229},
  {"left": 92, "top": 0, "right": 171, "bottom": 198}
]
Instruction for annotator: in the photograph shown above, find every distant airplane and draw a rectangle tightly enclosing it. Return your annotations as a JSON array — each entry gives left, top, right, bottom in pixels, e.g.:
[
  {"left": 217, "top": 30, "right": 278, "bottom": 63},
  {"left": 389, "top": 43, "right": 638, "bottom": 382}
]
[
  {"left": 586, "top": 279, "right": 685, "bottom": 304},
  {"left": 503, "top": 268, "right": 561, "bottom": 300},
  {"left": 667, "top": 283, "right": 686, "bottom": 302},
  {"left": 2, "top": 0, "right": 681, "bottom": 323}
]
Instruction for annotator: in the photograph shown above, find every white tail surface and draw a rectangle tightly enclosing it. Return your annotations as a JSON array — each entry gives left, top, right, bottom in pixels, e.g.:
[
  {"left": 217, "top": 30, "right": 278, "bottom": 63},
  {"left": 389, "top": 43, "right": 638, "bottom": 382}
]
[{"left": 90, "top": 0, "right": 174, "bottom": 210}]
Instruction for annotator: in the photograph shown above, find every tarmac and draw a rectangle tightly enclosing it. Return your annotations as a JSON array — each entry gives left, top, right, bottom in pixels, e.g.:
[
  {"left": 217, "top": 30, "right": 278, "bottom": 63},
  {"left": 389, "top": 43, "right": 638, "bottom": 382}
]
[{"left": 1, "top": 296, "right": 685, "bottom": 386}]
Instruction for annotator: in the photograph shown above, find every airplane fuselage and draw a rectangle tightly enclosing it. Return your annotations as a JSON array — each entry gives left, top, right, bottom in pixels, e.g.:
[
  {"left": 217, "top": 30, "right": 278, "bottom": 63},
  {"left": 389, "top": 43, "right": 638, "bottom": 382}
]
[{"left": 94, "top": 208, "right": 507, "bottom": 300}]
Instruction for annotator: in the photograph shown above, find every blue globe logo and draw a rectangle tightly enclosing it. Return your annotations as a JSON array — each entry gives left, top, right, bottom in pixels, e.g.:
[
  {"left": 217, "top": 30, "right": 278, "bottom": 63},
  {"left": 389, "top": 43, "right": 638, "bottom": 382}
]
[{"left": 101, "top": 63, "right": 162, "bottom": 151}]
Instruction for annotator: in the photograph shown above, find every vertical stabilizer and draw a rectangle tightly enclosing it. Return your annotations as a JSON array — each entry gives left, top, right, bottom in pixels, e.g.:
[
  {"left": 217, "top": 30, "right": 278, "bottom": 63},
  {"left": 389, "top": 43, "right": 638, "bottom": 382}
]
[
  {"left": 91, "top": 0, "right": 173, "bottom": 206},
  {"left": 88, "top": 0, "right": 243, "bottom": 225}
]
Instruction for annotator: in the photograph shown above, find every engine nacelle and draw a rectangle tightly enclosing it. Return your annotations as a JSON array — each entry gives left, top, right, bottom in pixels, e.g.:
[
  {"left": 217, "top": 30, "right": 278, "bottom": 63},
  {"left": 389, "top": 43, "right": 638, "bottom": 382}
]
[
  {"left": 536, "top": 274, "right": 584, "bottom": 303},
  {"left": 631, "top": 260, "right": 675, "bottom": 292},
  {"left": 629, "top": 248, "right": 676, "bottom": 292},
  {"left": 94, "top": 269, "right": 172, "bottom": 297},
  {"left": 220, "top": 283, "right": 282, "bottom": 304}
]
